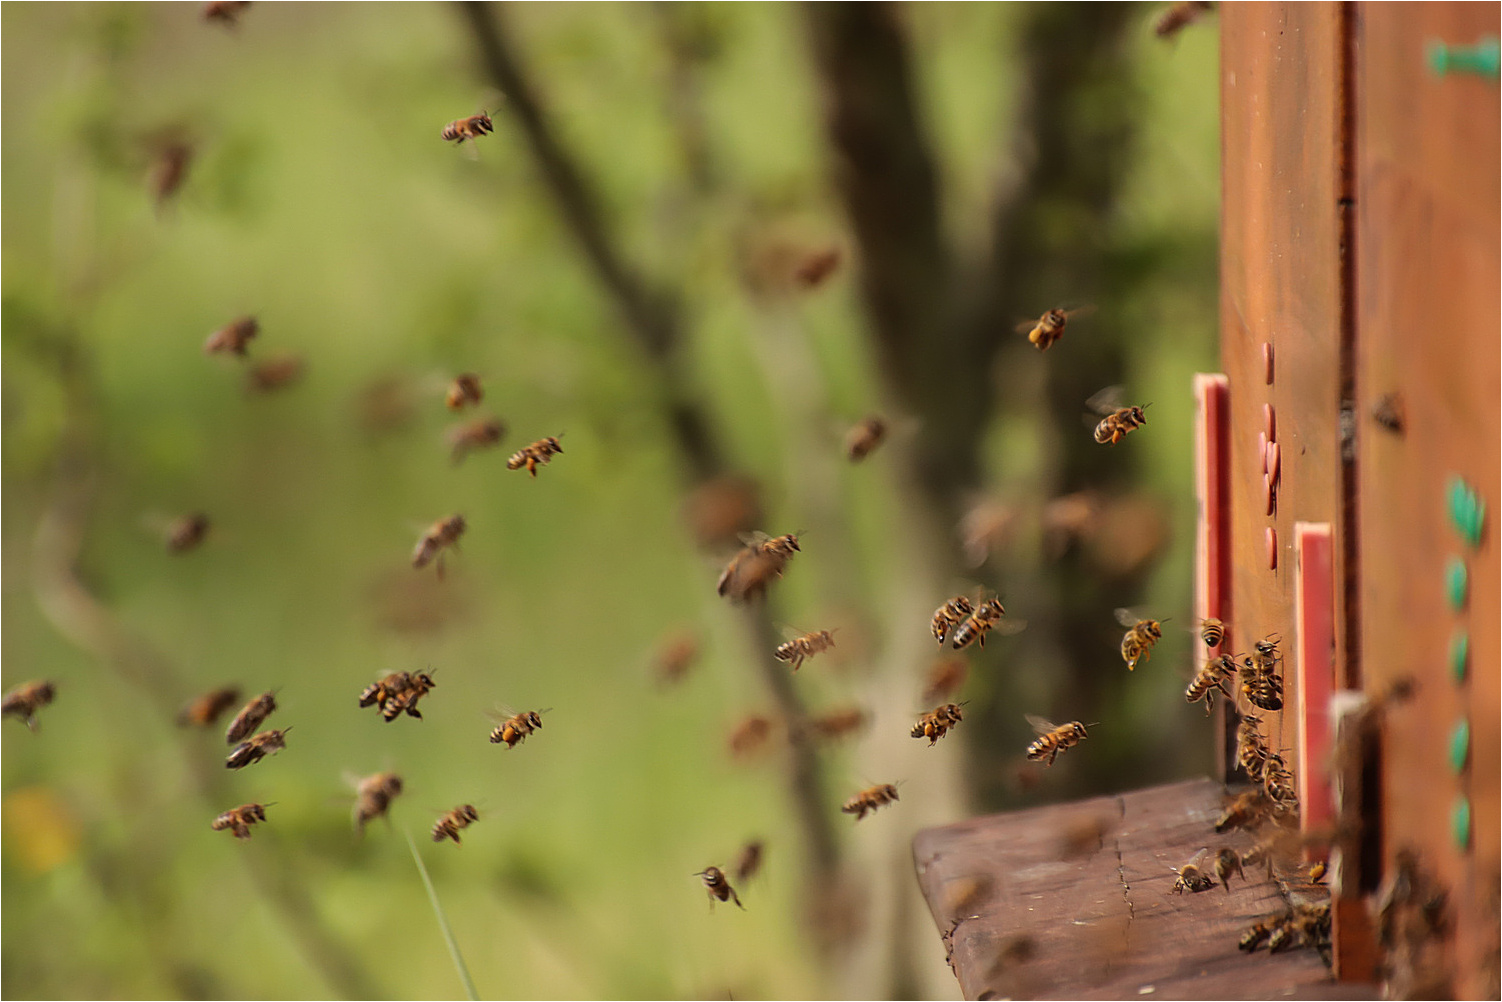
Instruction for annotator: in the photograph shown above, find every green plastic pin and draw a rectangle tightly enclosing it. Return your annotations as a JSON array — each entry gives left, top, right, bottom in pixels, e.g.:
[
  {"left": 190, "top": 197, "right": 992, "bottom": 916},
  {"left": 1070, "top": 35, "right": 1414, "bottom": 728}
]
[
  {"left": 1449, "top": 720, "right": 1470, "bottom": 773},
  {"left": 1446, "top": 477, "right": 1486, "bottom": 548},
  {"left": 1452, "top": 797, "right": 1473, "bottom": 850},
  {"left": 1450, "top": 631, "right": 1470, "bottom": 684},
  {"left": 1446, "top": 557, "right": 1469, "bottom": 610},
  {"left": 1429, "top": 36, "right": 1501, "bottom": 80}
]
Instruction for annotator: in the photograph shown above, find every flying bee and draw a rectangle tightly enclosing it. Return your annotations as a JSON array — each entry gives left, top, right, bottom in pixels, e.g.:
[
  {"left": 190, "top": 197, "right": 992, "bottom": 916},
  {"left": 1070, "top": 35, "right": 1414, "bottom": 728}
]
[
  {"left": 1213, "top": 847, "right": 1245, "bottom": 893},
  {"left": 1185, "top": 654, "right": 1236, "bottom": 714},
  {"left": 1, "top": 680, "right": 57, "bottom": 731},
  {"left": 225, "top": 727, "right": 291, "bottom": 769},
  {"left": 412, "top": 514, "right": 466, "bottom": 579},
  {"left": 447, "top": 416, "right": 506, "bottom": 465},
  {"left": 202, "top": 1, "right": 251, "bottom": 27},
  {"left": 1239, "top": 653, "right": 1284, "bottom": 711},
  {"left": 807, "top": 706, "right": 868, "bottom": 741},
  {"left": 212, "top": 802, "right": 269, "bottom": 840},
  {"left": 951, "top": 599, "right": 1023, "bottom": 651},
  {"left": 695, "top": 865, "right": 744, "bottom": 910},
  {"left": 1239, "top": 915, "right": 1278, "bottom": 952},
  {"left": 793, "top": 246, "right": 842, "bottom": 289},
  {"left": 506, "top": 436, "right": 563, "bottom": 478},
  {"left": 204, "top": 316, "right": 258, "bottom": 356},
  {"left": 1372, "top": 391, "right": 1405, "bottom": 434},
  {"left": 245, "top": 354, "right": 305, "bottom": 394},
  {"left": 1262, "top": 753, "right": 1299, "bottom": 809},
  {"left": 488, "top": 708, "right": 547, "bottom": 749},
  {"left": 732, "top": 840, "right": 764, "bottom": 885},
  {"left": 445, "top": 373, "right": 483, "bottom": 410},
  {"left": 1171, "top": 849, "right": 1217, "bottom": 894},
  {"left": 931, "top": 596, "right": 974, "bottom": 646},
  {"left": 1154, "top": 0, "right": 1213, "bottom": 39},
  {"left": 1215, "top": 789, "right": 1273, "bottom": 834},
  {"left": 1015, "top": 305, "right": 1095, "bottom": 352},
  {"left": 1236, "top": 712, "right": 1270, "bottom": 781},
  {"left": 177, "top": 686, "right": 241, "bottom": 728},
  {"left": 352, "top": 772, "right": 403, "bottom": 833},
  {"left": 845, "top": 416, "right": 887, "bottom": 461},
  {"left": 360, "top": 669, "right": 438, "bottom": 722},
  {"left": 716, "top": 531, "right": 801, "bottom": 602},
  {"left": 166, "top": 513, "right": 211, "bottom": 553},
  {"left": 1198, "top": 617, "right": 1226, "bottom": 649},
  {"left": 727, "top": 714, "right": 775, "bottom": 759},
  {"left": 775, "top": 628, "right": 837, "bottom": 672},
  {"left": 911, "top": 703, "right": 965, "bottom": 746},
  {"left": 922, "top": 656, "right": 968, "bottom": 703},
  {"left": 653, "top": 630, "right": 700, "bottom": 687},
  {"left": 225, "top": 690, "right": 277, "bottom": 744},
  {"left": 1025, "top": 715, "right": 1092, "bottom": 766},
  {"left": 1115, "top": 609, "right": 1165, "bottom": 671},
  {"left": 1267, "top": 903, "right": 1331, "bottom": 953},
  {"left": 441, "top": 111, "right": 494, "bottom": 145},
  {"left": 431, "top": 804, "right": 479, "bottom": 844},
  {"left": 1087, "top": 387, "right": 1150, "bottom": 445},
  {"left": 842, "top": 783, "right": 899, "bottom": 820}
]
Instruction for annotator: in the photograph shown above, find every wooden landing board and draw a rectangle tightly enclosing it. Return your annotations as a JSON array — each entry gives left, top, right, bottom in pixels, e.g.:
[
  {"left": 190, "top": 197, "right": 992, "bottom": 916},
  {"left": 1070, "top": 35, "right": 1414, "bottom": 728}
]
[{"left": 913, "top": 779, "right": 1374, "bottom": 1001}]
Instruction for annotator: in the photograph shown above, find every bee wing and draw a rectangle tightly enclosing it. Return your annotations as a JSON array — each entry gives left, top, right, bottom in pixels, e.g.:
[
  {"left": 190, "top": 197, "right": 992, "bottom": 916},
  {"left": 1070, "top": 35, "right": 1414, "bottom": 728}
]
[
  {"left": 993, "top": 617, "right": 1028, "bottom": 637},
  {"left": 1024, "top": 714, "right": 1057, "bottom": 736},
  {"left": 1114, "top": 607, "right": 1144, "bottom": 628},
  {"left": 1062, "top": 304, "right": 1098, "bottom": 321},
  {"left": 1086, "top": 385, "right": 1127, "bottom": 415},
  {"left": 483, "top": 705, "right": 518, "bottom": 723},
  {"left": 1014, "top": 317, "right": 1041, "bottom": 334},
  {"left": 1183, "top": 847, "right": 1210, "bottom": 870},
  {"left": 736, "top": 531, "right": 772, "bottom": 549}
]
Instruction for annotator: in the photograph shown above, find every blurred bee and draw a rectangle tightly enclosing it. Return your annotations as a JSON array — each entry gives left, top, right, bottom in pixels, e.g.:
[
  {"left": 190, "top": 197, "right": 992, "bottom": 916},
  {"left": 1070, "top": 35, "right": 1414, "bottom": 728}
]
[
  {"left": 716, "top": 531, "right": 800, "bottom": 602},
  {"left": 445, "top": 373, "right": 483, "bottom": 410},
  {"left": 1186, "top": 654, "right": 1236, "bottom": 714},
  {"left": 775, "top": 628, "right": 837, "bottom": 672},
  {"left": 442, "top": 111, "right": 494, "bottom": 145},
  {"left": 1253, "top": 635, "right": 1282, "bottom": 661},
  {"left": 148, "top": 139, "right": 193, "bottom": 210},
  {"left": 1025, "top": 715, "right": 1091, "bottom": 766},
  {"left": 1171, "top": 849, "right": 1217, "bottom": 894},
  {"left": 1372, "top": 391, "right": 1405, "bottom": 434},
  {"left": 1198, "top": 617, "right": 1226, "bottom": 648},
  {"left": 1015, "top": 305, "right": 1094, "bottom": 352},
  {"left": 1236, "top": 712, "right": 1270, "bottom": 781},
  {"left": 225, "top": 690, "right": 277, "bottom": 744},
  {"left": 177, "top": 686, "right": 241, "bottom": 728},
  {"left": 682, "top": 475, "right": 762, "bottom": 550},
  {"left": 1238, "top": 834, "right": 1282, "bottom": 881},
  {"left": 931, "top": 596, "right": 974, "bottom": 646},
  {"left": 807, "top": 706, "right": 868, "bottom": 741},
  {"left": 359, "top": 669, "right": 438, "bottom": 722},
  {"left": 204, "top": 316, "right": 258, "bottom": 356},
  {"left": 202, "top": 1, "right": 251, "bottom": 27},
  {"left": 911, "top": 703, "right": 965, "bottom": 746},
  {"left": 352, "top": 772, "right": 404, "bottom": 833},
  {"left": 845, "top": 416, "right": 887, "bottom": 462},
  {"left": 727, "top": 714, "right": 774, "bottom": 759},
  {"left": 1239, "top": 653, "right": 1284, "bottom": 711},
  {"left": 1213, "top": 847, "right": 1245, "bottom": 893},
  {"left": 952, "top": 599, "right": 1022, "bottom": 651},
  {"left": 212, "top": 802, "right": 269, "bottom": 840},
  {"left": 942, "top": 874, "right": 995, "bottom": 919},
  {"left": 653, "top": 630, "right": 700, "bottom": 687},
  {"left": 225, "top": 727, "right": 291, "bottom": 769},
  {"left": 506, "top": 436, "right": 563, "bottom": 478},
  {"left": 842, "top": 783, "right": 899, "bottom": 820},
  {"left": 793, "top": 246, "right": 842, "bottom": 289},
  {"left": 489, "top": 708, "right": 547, "bottom": 749},
  {"left": 447, "top": 417, "right": 506, "bottom": 465},
  {"left": 1239, "top": 915, "right": 1278, "bottom": 952},
  {"left": 412, "top": 514, "right": 466, "bottom": 578},
  {"left": 961, "top": 498, "right": 1019, "bottom": 568},
  {"left": 1088, "top": 387, "right": 1150, "bottom": 445},
  {"left": 1215, "top": 788, "right": 1273, "bottom": 834},
  {"left": 1154, "top": 0, "right": 1213, "bottom": 39},
  {"left": 732, "top": 840, "right": 764, "bottom": 885},
  {"left": 246, "top": 354, "right": 304, "bottom": 394},
  {"left": 1268, "top": 902, "right": 1331, "bottom": 953},
  {"left": 1116, "top": 609, "right": 1165, "bottom": 671},
  {"left": 431, "top": 804, "right": 479, "bottom": 844},
  {"left": 1, "top": 680, "right": 57, "bottom": 731},
  {"left": 695, "top": 865, "right": 744, "bottom": 910},
  {"left": 919, "top": 657, "right": 967, "bottom": 706},
  {"left": 166, "top": 512, "right": 211, "bottom": 553},
  {"left": 1055, "top": 812, "right": 1117, "bottom": 861}
]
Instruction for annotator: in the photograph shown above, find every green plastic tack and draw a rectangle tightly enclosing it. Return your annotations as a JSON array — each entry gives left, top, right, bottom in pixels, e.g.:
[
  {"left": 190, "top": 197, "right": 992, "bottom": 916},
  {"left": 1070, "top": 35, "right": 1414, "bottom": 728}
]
[
  {"left": 1447, "top": 477, "right": 1487, "bottom": 548},
  {"left": 1429, "top": 36, "right": 1501, "bottom": 80},
  {"left": 1450, "top": 631, "right": 1470, "bottom": 683},
  {"left": 1449, "top": 720, "right": 1471, "bottom": 773},
  {"left": 1452, "top": 797, "right": 1473, "bottom": 850},
  {"left": 1446, "top": 557, "right": 1469, "bottom": 609}
]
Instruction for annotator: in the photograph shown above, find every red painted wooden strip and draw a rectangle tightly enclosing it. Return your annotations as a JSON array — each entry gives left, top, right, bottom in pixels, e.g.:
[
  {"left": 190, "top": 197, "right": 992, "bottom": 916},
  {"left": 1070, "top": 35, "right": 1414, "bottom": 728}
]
[{"left": 1296, "top": 521, "right": 1336, "bottom": 844}]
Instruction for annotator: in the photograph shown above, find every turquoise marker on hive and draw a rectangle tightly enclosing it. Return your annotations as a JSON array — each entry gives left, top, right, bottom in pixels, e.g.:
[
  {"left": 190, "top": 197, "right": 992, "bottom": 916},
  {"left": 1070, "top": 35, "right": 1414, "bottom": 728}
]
[{"left": 1428, "top": 37, "right": 1500, "bottom": 80}]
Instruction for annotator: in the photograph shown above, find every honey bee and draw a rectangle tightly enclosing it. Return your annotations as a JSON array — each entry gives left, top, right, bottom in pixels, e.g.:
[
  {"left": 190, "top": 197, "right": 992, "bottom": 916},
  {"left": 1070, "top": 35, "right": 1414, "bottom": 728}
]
[
  {"left": 1213, "top": 847, "right": 1245, "bottom": 893},
  {"left": 352, "top": 772, "right": 403, "bottom": 833},
  {"left": 1025, "top": 715, "right": 1091, "bottom": 766},
  {"left": 204, "top": 316, "right": 258, "bottom": 356},
  {"left": 148, "top": 139, "right": 193, "bottom": 210},
  {"left": 212, "top": 802, "right": 269, "bottom": 840},
  {"left": 506, "top": 435, "right": 564, "bottom": 478},
  {"left": 488, "top": 708, "right": 547, "bottom": 749},
  {"left": 842, "top": 783, "right": 899, "bottom": 820},
  {"left": 845, "top": 416, "right": 887, "bottom": 461},
  {"left": 1116, "top": 609, "right": 1165, "bottom": 671},
  {"left": 447, "top": 417, "right": 506, "bottom": 465},
  {"left": 1239, "top": 652, "right": 1284, "bottom": 711},
  {"left": 653, "top": 630, "right": 700, "bottom": 686},
  {"left": 1198, "top": 617, "right": 1226, "bottom": 648},
  {"left": 922, "top": 656, "right": 968, "bottom": 703},
  {"left": 1268, "top": 902, "right": 1331, "bottom": 953},
  {"left": 1, "top": 680, "right": 57, "bottom": 731},
  {"left": 1015, "top": 305, "right": 1095, "bottom": 352},
  {"left": 412, "top": 514, "right": 466, "bottom": 578},
  {"left": 246, "top": 354, "right": 304, "bottom": 394},
  {"left": 695, "top": 865, "right": 744, "bottom": 910},
  {"left": 1239, "top": 836, "right": 1278, "bottom": 881},
  {"left": 1262, "top": 753, "right": 1299, "bottom": 810},
  {"left": 716, "top": 531, "right": 801, "bottom": 602},
  {"left": 960, "top": 498, "right": 1019, "bottom": 568},
  {"left": 951, "top": 599, "right": 1022, "bottom": 650},
  {"left": 1088, "top": 387, "right": 1150, "bottom": 445},
  {"left": 441, "top": 112, "right": 494, "bottom": 145},
  {"left": 1236, "top": 712, "right": 1270, "bottom": 781},
  {"left": 431, "top": 804, "right": 479, "bottom": 844},
  {"left": 911, "top": 703, "right": 965, "bottom": 746},
  {"left": 1308, "top": 860, "right": 1328, "bottom": 884},
  {"left": 202, "top": 1, "right": 251, "bottom": 27},
  {"left": 807, "top": 706, "right": 868, "bottom": 741},
  {"left": 177, "top": 686, "right": 241, "bottom": 728},
  {"left": 775, "top": 628, "right": 837, "bottom": 671},
  {"left": 225, "top": 727, "right": 291, "bottom": 769},
  {"left": 930, "top": 596, "right": 974, "bottom": 646},
  {"left": 1171, "top": 849, "right": 1217, "bottom": 894},
  {"left": 166, "top": 513, "right": 211, "bottom": 553},
  {"left": 732, "top": 840, "right": 764, "bottom": 885},
  {"left": 225, "top": 690, "right": 277, "bottom": 744},
  {"left": 791, "top": 246, "right": 842, "bottom": 289},
  {"left": 727, "top": 714, "right": 775, "bottom": 759},
  {"left": 1372, "top": 391, "right": 1405, "bottom": 434},
  {"left": 359, "top": 669, "right": 438, "bottom": 722},
  {"left": 1154, "top": 0, "right": 1213, "bottom": 39},
  {"left": 1185, "top": 654, "right": 1236, "bottom": 714},
  {"left": 1215, "top": 789, "right": 1273, "bottom": 834},
  {"left": 1239, "top": 915, "right": 1278, "bottom": 952},
  {"left": 445, "top": 373, "right": 483, "bottom": 410}
]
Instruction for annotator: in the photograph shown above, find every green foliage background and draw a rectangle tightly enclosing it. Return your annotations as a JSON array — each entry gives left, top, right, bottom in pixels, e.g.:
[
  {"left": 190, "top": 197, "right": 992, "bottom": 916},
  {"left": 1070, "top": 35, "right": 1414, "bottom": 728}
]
[{"left": 2, "top": 3, "right": 1218, "bottom": 998}]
